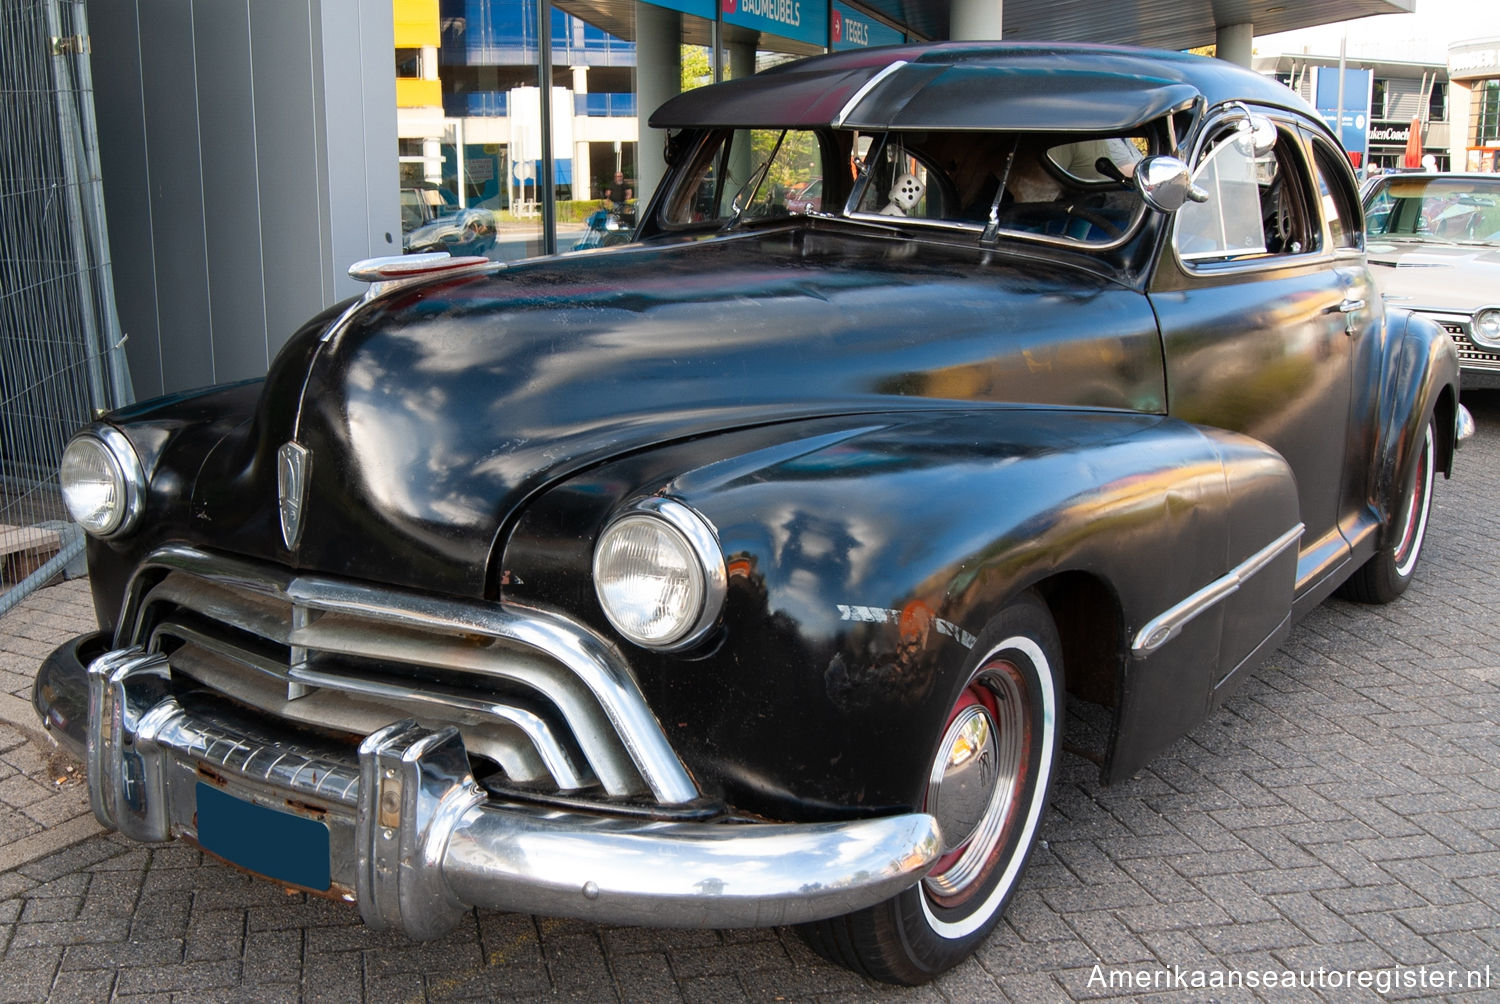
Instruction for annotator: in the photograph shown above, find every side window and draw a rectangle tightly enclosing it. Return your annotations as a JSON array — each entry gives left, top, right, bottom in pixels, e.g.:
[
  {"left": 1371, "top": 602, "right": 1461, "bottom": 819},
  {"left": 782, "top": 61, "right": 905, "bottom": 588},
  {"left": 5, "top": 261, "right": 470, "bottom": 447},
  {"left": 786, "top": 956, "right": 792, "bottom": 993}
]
[
  {"left": 1309, "top": 141, "right": 1362, "bottom": 250},
  {"left": 854, "top": 138, "right": 946, "bottom": 219},
  {"left": 1175, "top": 120, "right": 1315, "bottom": 263}
]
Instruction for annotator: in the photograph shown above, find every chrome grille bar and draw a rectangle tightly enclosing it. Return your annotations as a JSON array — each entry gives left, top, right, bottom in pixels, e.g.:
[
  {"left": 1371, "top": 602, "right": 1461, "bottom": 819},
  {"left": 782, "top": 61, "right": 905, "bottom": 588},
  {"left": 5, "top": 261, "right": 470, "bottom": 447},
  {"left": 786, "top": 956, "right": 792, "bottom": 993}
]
[{"left": 117, "top": 544, "right": 699, "bottom": 805}]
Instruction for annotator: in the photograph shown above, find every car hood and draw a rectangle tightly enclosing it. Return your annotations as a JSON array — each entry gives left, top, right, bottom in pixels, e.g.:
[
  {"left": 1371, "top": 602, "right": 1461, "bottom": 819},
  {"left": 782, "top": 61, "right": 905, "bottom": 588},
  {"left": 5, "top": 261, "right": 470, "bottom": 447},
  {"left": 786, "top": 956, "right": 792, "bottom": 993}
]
[
  {"left": 1367, "top": 239, "right": 1500, "bottom": 313},
  {"left": 192, "top": 226, "right": 1163, "bottom": 596}
]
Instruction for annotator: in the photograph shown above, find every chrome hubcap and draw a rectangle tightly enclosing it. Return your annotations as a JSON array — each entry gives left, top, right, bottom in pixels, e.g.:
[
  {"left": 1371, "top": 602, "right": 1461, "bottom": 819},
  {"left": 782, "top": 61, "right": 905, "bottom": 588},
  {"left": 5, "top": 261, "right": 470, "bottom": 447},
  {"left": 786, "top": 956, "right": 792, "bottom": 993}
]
[{"left": 923, "top": 662, "right": 1029, "bottom": 902}]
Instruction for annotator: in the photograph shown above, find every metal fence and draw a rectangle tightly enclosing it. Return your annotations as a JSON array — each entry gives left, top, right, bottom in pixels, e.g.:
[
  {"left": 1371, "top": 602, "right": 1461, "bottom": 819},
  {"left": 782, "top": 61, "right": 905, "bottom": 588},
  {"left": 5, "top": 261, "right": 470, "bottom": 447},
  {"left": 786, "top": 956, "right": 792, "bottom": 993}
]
[{"left": 0, "top": 0, "right": 130, "bottom": 615}]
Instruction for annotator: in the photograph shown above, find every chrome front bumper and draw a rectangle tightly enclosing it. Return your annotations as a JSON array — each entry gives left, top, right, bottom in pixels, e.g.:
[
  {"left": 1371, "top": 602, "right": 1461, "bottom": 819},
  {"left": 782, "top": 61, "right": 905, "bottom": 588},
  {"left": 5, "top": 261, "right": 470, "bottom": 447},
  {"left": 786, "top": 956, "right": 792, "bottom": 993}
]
[{"left": 35, "top": 635, "right": 940, "bottom": 936}]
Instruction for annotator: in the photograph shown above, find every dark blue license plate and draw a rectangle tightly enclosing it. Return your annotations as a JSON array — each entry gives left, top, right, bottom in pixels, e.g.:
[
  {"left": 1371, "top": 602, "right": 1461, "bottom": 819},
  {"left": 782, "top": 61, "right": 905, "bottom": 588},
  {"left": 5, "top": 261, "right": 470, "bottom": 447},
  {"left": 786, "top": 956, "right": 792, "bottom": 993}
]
[{"left": 195, "top": 782, "right": 331, "bottom": 892}]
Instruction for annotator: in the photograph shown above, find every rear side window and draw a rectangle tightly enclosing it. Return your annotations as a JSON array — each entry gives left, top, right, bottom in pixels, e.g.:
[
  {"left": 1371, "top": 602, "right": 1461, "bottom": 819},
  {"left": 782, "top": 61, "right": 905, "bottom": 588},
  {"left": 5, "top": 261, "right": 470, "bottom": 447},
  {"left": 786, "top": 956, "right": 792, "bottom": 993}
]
[{"left": 1309, "top": 141, "right": 1362, "bottom": 250}]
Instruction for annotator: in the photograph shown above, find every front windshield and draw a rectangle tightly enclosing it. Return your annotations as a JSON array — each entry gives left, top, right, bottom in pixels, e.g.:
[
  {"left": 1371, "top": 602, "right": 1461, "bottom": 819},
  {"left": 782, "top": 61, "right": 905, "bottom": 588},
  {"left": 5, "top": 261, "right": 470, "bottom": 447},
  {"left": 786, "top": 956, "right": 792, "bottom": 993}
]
[
  {"left": 662, "top": 125, "right": 1151, "bottom": 247},
  {"left": 1365, "top": 177, "right": 1500, "bottom": 244}
]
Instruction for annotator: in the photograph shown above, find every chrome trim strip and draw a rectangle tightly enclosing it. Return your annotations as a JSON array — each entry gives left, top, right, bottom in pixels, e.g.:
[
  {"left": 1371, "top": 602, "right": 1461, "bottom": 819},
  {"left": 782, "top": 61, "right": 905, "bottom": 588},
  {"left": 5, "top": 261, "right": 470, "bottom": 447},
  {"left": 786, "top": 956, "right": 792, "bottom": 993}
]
[
  {"left": 834, "top": 60, "right": 907, "bottom": 127},
  {"left": 115, "top": 544, "right": 698, "bottom": 805},
  {"left": 1132, "top": 523, "right": 1304, "bottom": 656}
]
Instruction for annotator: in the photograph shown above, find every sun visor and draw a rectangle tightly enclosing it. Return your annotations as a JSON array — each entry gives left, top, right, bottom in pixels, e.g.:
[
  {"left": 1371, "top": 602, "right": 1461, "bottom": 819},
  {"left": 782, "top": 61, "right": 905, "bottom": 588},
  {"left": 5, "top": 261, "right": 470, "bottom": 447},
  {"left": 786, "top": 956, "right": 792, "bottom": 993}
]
[
  {"left": 650, "top": 49, "right": 1203, "bottom": 135},
  {"left": 839, "top": 64, "right": 1202, "bottom": 133},
  {"left": 650, "top": 64, "right": 897, "bottom": 129}
]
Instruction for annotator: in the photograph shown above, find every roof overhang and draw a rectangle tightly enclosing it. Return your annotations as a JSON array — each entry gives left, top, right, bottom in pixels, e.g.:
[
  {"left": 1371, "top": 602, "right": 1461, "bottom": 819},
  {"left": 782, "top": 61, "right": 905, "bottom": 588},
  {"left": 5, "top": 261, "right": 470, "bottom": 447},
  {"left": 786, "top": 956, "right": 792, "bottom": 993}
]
[
  {"left": 555, "top": 1, "right": 1414, "bottom": 52},
  {"left": 862, "top": 1, "right": 1415, "bottom": 48}
]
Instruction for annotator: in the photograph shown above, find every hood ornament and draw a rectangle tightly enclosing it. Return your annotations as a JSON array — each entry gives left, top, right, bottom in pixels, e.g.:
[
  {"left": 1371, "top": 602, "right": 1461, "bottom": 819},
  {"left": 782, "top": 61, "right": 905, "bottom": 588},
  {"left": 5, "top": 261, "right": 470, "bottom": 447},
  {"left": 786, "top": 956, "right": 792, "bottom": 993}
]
[{"left": 277, "top": 442, "right": 311, "bottom": 550}]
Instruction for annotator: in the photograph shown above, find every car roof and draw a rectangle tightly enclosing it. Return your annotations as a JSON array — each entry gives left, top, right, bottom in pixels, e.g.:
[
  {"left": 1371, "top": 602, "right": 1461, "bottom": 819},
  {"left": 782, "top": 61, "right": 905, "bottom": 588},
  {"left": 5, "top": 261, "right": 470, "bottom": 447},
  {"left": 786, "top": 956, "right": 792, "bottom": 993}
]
[{"left": 649, "top": 41, "right": 1314, "bottom": 134}]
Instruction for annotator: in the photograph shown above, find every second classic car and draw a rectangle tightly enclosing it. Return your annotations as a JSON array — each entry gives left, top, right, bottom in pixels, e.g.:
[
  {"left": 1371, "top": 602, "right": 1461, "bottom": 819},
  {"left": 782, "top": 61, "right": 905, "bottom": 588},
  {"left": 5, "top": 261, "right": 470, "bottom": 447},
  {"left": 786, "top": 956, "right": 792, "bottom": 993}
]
[
  {"left": 37, "top": 43, "right": 1466, "bottom": 984},
  {"left": 1365, "top": 171, "right": 1500, "bottom": 387}
]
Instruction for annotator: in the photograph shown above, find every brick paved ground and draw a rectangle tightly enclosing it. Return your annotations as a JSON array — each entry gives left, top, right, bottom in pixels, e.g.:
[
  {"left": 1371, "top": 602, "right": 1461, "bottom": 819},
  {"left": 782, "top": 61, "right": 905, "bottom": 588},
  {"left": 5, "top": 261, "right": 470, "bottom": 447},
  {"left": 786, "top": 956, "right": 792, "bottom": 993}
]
[{"left": 2, "top": 395, "right": 1498, "bottom": 1002}]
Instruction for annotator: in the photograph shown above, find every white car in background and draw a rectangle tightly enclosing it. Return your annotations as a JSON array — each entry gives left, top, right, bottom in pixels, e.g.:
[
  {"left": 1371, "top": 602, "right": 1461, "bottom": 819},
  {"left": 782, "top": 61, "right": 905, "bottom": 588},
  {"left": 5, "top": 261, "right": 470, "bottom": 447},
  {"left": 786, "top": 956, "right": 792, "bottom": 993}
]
[{"left": 1364, "top": 173, "right": 1500, "bottom": 387}]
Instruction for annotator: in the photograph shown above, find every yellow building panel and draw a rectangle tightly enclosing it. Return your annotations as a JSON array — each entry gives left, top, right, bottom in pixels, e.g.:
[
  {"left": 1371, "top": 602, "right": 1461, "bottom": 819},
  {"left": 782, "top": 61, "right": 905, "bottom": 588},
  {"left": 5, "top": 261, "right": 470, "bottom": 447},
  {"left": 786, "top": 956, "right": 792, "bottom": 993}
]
[
  {"left": 396, "top": 78, "right": 442, "bottom": 109},
  {"left": 393, "top": 0, "right": 439, "bottom": 48}
]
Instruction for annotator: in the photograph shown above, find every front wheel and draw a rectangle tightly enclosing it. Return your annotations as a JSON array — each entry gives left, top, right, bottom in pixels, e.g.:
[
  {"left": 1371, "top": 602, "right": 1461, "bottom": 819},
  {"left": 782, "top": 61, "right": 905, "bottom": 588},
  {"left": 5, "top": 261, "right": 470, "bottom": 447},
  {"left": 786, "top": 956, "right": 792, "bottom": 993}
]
[
  {"left": 1339, "top": 416, "right": 1436, "bottom": 604},
  {"left": 797, "top": 593, "right": 1063, "bottom": 985}
]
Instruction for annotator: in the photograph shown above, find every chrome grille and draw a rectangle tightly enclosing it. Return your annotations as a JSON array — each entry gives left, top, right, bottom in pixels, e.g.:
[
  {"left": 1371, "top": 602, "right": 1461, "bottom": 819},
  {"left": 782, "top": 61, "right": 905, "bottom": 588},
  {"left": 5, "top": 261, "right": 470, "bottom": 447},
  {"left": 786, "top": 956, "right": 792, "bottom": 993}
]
[
  {"left": 1433, "top": 318, "right": 1500, "bottom": 370},
  {"left": 114, "top": 545, "right": 698, "bottom": 805}
]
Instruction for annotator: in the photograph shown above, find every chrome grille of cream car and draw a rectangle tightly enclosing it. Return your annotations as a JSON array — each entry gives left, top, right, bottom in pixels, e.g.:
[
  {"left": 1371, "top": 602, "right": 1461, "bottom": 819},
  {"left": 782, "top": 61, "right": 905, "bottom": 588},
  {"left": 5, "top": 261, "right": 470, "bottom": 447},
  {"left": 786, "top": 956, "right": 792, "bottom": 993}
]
[
  {"left": 114, "top": 545, "right": 698, "bottom": 805},
  {"left": 1436, "top": 319, "right": 1500, "bottom": 371}
]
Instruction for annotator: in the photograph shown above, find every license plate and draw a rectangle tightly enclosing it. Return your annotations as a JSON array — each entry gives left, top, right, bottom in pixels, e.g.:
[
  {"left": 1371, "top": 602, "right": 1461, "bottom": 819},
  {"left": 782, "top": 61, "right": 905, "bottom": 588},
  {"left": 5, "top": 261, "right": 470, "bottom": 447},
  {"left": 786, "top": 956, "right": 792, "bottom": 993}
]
[{"left": 195, "top": 782, "right": 331, "bottom": 892}]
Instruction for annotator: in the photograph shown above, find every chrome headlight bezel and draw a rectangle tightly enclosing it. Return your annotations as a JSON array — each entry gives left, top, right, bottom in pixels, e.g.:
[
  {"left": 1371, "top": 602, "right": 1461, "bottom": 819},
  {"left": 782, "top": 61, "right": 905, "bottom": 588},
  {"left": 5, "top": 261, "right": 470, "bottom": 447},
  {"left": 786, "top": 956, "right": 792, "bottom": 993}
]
[
  {"left": 59, "top": 427, "right": 145, "bottom": 538},
  {"left": 1473, "top": 307, "right": 1500, "bottom": 350},
  {"left": 592, "top": 498, "right": 727, "bottom": 650}
]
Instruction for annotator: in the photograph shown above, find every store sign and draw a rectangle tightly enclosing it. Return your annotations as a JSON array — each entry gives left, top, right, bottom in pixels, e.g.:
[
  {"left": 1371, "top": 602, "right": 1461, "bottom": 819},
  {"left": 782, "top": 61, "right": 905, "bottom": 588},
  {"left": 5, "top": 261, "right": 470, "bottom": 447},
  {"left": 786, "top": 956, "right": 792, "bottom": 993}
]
[
  {"left": 831, "top": 3, "right": 903, "bottom": 50},
  {"left": 1368, "top": 122, "right": 1412, "bottom": 146},
  {"left": 645, "top": 0, "right": 715, "bottom": 18},
  {"left": 721, "top": 0, "right": 828, "bottom": 49},
  {"left": 1313, "top": 66, "right": 1372, "bottom": 164}
]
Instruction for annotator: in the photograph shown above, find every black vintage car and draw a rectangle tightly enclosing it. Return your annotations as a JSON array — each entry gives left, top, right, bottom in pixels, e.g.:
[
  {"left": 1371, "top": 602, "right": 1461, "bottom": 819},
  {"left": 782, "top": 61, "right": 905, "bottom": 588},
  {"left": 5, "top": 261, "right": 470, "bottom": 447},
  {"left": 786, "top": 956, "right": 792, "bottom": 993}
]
[{"left": 37, "top": 43, "right": 1468, "bottom": 984}]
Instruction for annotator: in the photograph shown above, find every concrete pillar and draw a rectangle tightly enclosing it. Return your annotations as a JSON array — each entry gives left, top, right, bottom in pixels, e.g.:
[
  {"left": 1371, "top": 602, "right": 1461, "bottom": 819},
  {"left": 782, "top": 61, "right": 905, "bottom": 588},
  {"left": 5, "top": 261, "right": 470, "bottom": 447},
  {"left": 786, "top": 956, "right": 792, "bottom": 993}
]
[
  {"left": 950, "top": 0, "right": 1003, "bottom": 40},
  {"left": 572, "top": 66, "right": 591, "bottom": 199},
  {"left": 727, "top": 41, "right": 755, "bottom": 81},
  {"left": 635, "top": 3, "right": 680, "bottom": 207},
  {"left": 1216, "top": 23, "right": 1253, "bottom": 67}
]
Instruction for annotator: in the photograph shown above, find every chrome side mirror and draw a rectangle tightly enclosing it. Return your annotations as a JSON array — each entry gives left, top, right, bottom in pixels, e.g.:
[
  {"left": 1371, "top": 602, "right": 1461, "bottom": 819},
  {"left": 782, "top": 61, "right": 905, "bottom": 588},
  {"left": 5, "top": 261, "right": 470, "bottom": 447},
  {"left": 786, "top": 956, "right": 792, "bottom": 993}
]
[
  {"left": 1236, "top": 114, "right": 1278, "bottom": 157},
  {"left": 1134, "top": 156, "right": 1209, "bottom": 213}
]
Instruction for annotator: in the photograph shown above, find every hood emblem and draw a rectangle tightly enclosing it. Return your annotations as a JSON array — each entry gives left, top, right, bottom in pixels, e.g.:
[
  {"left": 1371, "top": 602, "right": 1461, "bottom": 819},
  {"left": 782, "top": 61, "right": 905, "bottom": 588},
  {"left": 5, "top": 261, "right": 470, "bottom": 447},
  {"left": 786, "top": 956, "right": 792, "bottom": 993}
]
[{"left": 277, "top": 442, "right": 311, "bottom": 550}]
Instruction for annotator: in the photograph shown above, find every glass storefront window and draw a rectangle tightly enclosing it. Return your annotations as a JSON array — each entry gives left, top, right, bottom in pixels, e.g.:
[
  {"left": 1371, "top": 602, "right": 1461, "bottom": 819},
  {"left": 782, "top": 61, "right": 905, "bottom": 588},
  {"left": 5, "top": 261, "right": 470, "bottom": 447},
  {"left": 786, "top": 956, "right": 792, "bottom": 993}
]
[{"left": 397, "top": 1, "right": 835, "bottom": 258}]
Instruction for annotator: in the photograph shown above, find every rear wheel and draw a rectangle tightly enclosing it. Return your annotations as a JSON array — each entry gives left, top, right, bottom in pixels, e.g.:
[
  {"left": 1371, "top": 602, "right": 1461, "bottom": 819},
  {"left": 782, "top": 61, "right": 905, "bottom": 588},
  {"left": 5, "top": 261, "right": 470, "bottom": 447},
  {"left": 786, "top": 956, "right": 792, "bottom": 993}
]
[
  {"left": 797, "top": 593, "right": 1063, "bottom": 985},
  {"left": 1339, "top": 416, "right": 1435, "bottom": 604}
]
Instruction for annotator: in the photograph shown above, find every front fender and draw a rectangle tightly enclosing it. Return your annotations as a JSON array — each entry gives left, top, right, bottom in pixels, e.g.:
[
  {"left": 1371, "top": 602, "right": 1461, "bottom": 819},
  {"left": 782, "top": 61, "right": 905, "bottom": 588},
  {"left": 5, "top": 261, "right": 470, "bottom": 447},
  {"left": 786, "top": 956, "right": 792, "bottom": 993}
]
[{"left": 502, "top": 408, "right": 1300, "bottom": 821}]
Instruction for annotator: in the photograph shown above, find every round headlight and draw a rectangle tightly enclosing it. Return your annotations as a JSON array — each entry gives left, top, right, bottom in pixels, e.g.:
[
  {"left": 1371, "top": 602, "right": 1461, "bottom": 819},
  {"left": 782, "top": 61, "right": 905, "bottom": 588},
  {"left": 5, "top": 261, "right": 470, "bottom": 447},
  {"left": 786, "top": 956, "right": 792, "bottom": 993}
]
[
  {"left": 593, "top": 499, "right": 726, "bottom": 649},
  {"left": 59, "top": 430, "right": 143, "bottom": 537},
  {"left": 1473, "top": 308, "right": 1500, "bottom": 349}
]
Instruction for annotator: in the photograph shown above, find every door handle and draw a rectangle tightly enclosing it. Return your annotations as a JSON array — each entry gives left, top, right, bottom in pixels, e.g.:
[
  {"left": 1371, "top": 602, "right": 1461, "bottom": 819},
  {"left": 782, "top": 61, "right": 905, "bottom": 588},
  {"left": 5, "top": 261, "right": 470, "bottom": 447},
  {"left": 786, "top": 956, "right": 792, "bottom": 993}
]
[{"left": 1328, "top": 296, "right": 1365, "bottom": 335}]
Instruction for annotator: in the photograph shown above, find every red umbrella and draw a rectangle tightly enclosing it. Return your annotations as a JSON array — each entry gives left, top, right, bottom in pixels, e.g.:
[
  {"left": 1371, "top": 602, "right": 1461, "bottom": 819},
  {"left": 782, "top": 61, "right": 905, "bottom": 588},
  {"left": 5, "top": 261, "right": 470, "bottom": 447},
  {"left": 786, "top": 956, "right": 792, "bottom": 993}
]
[{"left": 1402, "top": 116, "right": 1423, "bottom": 169}]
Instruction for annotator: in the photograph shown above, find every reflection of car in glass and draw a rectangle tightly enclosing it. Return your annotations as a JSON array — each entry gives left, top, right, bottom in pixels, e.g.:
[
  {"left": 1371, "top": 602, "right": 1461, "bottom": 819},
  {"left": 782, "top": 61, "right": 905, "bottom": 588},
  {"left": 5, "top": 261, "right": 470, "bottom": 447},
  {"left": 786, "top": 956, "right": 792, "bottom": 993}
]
[
  {"left": 785, "top": 177, "right": 823, "bottom": 213},
  {"left": 38, "top": 43, "right": 1468, "bottom": 986},
  {"left": 399, "top": 186, "right": 453, "bottom": 232},
  {"left": 572, "top": 203, "right": 637, "bottom": 250},
  {"left": 1364, "top": 173, "right": 1500, "bottom": 386},
  {"left": 403, "top": 206, "right": 498, "bottom": 258}
]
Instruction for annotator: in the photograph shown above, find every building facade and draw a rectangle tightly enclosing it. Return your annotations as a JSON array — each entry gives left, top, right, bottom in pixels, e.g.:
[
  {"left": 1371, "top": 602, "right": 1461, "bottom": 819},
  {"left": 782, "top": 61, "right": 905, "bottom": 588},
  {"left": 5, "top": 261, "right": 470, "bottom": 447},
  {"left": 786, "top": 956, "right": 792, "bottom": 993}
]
[
  {"left": 1449, "top": 38, "right": 1500, "bottom": 172},
  {"left": 1255, "top": 52, "right": 1451, "bottom": 171}
]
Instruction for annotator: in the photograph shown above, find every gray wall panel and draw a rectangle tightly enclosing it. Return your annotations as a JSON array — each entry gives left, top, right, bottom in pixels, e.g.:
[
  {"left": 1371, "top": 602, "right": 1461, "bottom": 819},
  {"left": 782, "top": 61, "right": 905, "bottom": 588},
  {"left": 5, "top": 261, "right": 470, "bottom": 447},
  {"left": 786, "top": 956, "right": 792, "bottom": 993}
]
[
  {"left": 138, "top": 0, "right": 214, "bottom": 393},
  {"left": 249, "top": 4, "right": 326, "bottom": 353},
  {"left": 359, "top": 3, "right": 402, "bottom": 274},
  {"left": 193, "top": 0, "right": 269, "bottom": 382},
  {"left": 88, "top": 1, "right": 165, "bottom": 399},
  {"left": 85, "top": 0, "right": 400, "bottom": 397}
]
